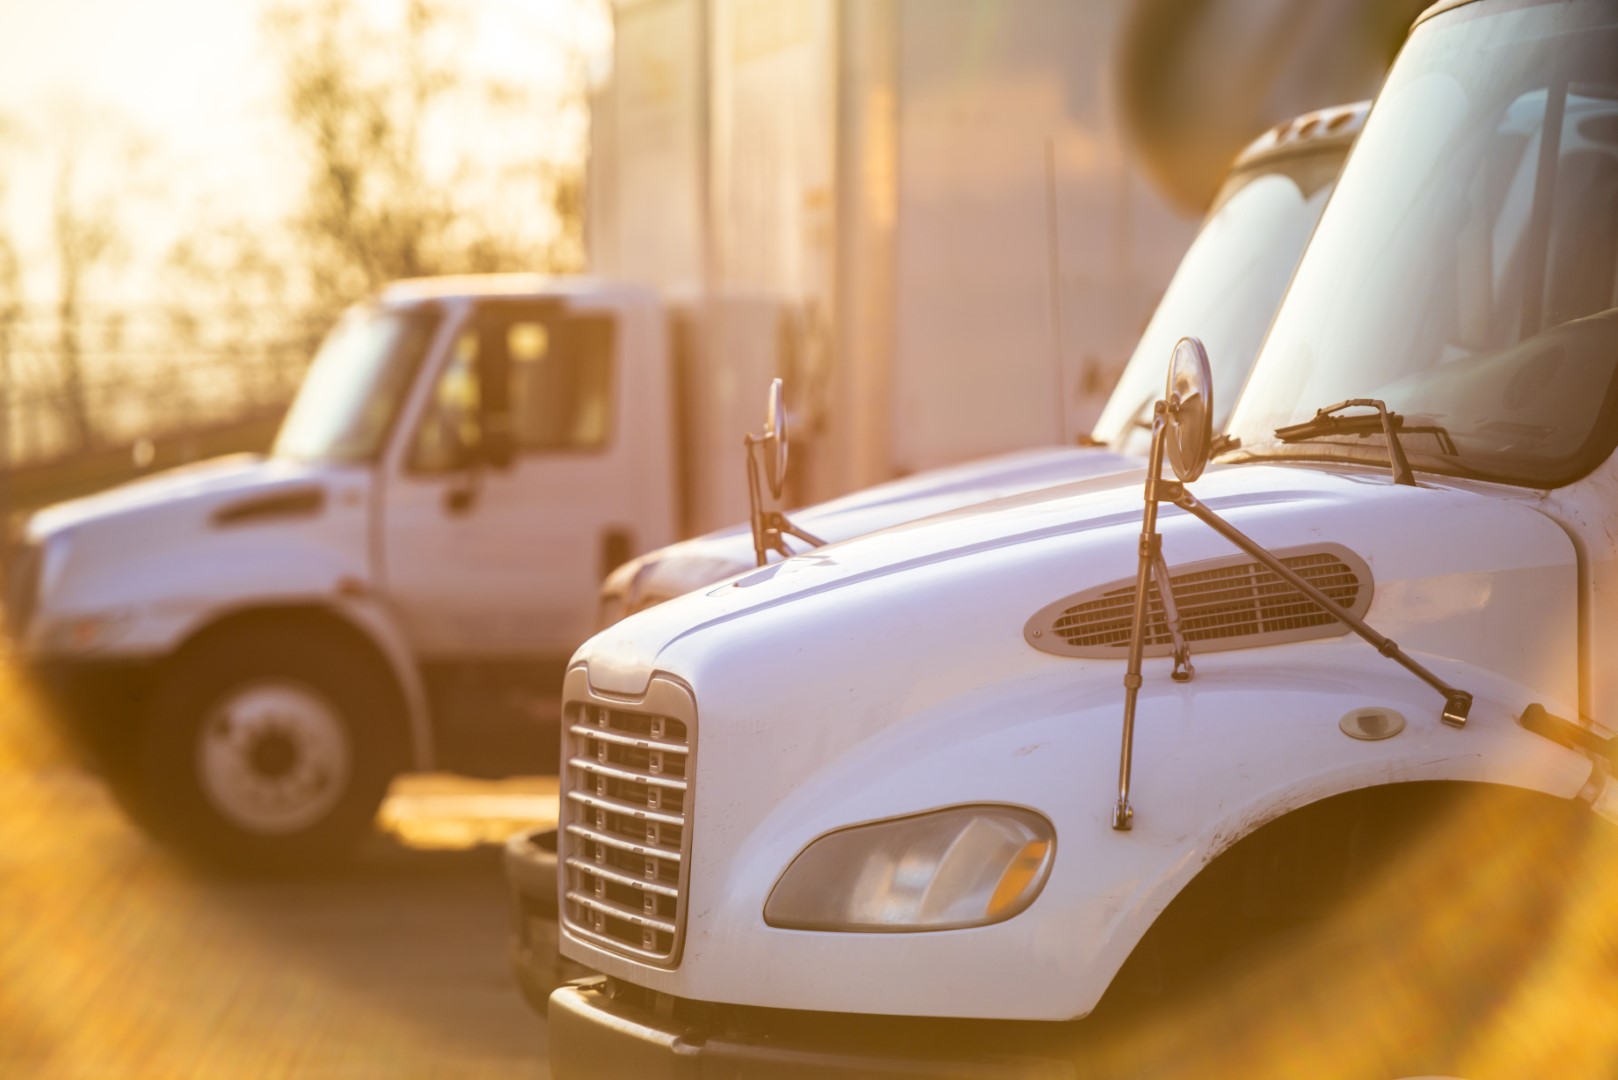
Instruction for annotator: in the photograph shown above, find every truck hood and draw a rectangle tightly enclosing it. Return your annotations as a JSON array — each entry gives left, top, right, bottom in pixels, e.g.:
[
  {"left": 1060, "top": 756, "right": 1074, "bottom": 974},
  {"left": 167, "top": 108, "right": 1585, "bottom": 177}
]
[
  {"left": 611, "top": 445, "right": 1139, "bottom": 615},
  {"left": 21, "top": 454, "right": 373, "bottom": 653},
  {"left": 27, "top": 454, "right": 340, "bottom": 541},
  {"left": 562, "top": 464, "right": 1586, "bottom": 1019},
  {"left": 575, "top": 462, "right": 1576, "bottom": 701}
]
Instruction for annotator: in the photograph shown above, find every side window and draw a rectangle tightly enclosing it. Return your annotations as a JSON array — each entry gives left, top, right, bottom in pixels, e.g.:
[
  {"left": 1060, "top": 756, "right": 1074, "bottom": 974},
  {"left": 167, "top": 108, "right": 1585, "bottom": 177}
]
[
  {"left": 510, "top": 313, "right": 615, "bottom": 452},
  {"left": 410, "top": 305, "right": 616, "bottom": 471}
]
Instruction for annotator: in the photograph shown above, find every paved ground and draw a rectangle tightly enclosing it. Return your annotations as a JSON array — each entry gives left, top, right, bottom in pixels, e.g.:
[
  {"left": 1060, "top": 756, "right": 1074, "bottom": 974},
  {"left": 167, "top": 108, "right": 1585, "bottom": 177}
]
[
  {"left": 6, "top": 647, "right": 1618, "bottom": 1079},
  {"left": 0, "top": 657, "right": 559, "bottom": 1079}
]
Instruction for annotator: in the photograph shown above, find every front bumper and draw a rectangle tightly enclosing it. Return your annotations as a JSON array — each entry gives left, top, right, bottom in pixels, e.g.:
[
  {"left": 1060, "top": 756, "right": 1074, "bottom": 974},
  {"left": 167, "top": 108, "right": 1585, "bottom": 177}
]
[{"left": 548, "top": 979, "right": 1082, "bottom": 1079}]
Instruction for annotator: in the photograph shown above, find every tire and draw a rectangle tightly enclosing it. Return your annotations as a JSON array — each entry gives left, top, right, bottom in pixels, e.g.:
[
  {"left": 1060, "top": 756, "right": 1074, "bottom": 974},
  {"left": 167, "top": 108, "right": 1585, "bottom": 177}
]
[{"left": 136, "top": 625, "right": 403, "bottom": 870}]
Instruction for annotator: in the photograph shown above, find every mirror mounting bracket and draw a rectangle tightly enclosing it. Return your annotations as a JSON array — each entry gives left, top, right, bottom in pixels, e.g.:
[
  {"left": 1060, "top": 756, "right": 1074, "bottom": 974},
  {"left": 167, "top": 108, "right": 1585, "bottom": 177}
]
[
  {"left": 744, "top": 380, "right": 826, "bottom": 567},
  {"left": 744, "top": 435, "right": 827, "bottom": 564}
]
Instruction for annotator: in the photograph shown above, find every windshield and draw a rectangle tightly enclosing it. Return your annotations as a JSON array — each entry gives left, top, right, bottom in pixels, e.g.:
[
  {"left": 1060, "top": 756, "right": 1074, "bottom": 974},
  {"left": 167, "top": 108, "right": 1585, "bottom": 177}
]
[
  {"left": 272, "top": 304, "right": 442, "bottom": 464},
  {"left": 1090, "top": 142, "right": 1346, "bottom": 449},
  {"left": 1225, "top": 0, "right": 1618, "bottom": 488}
]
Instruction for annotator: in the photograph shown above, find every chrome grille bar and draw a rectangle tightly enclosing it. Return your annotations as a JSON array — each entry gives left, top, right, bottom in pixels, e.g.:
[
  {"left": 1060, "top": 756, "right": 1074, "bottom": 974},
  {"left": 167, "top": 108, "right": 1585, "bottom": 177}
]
[
  {"left": 564, "top": 822, "right": 681, "bottom": 862},
  {"left": 568, "top": 757, "right": 689, "bottom": 791},
  {"left": 566, "top": 891, "right": 678, "bottom": 933},
  {"left": 567, "top": 723, "right": 689, "bottom": 756},
  {"left": 564, "top": 856, "right": 680, "bottom": 898},
  {"left": 566, "top": 789, "right": 685, "bottom": 827}
]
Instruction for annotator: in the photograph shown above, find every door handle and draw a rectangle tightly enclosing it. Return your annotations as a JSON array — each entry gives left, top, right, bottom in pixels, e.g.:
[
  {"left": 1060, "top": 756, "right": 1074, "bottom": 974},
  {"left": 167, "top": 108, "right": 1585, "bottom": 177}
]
[{"left": 444, "top": 473, "right": 480, "bottom": 515}]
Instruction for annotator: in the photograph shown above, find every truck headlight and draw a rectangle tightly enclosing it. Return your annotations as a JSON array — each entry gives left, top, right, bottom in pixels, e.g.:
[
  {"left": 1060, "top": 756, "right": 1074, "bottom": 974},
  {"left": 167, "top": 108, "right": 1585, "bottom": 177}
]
[{"left": 764, "top": 805, "right": 1054, "bottom": 932}]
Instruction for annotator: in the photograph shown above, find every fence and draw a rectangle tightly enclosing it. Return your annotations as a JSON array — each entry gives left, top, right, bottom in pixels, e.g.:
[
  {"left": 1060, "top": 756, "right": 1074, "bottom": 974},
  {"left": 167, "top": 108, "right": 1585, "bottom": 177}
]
[{"left": 0, "top": 302, "right": 330, "bottom": 471}]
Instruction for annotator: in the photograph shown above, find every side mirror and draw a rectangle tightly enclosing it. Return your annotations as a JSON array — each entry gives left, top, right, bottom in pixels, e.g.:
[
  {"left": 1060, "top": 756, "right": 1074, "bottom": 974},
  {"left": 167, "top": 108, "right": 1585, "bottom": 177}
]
[
  {"left": 1164, "top": 338, "right": 1213, "bottom": 482},
  {"left": 478, "top": 319, "right": 515, "bottom": 470},
  {"left": 762, "top": 378, "right": 789, "bottom": 499}
]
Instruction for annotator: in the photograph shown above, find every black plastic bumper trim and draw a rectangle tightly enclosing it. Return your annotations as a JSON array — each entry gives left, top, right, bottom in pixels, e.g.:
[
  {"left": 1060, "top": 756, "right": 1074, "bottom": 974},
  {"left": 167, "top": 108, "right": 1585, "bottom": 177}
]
[{"left": 548, "top": 980, "right": 1080, "bottom": 1079}]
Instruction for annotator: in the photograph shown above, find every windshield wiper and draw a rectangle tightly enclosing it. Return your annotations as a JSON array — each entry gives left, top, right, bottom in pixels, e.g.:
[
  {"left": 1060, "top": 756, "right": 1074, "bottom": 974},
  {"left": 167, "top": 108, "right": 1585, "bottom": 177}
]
[{"left": 1275, "top": 398, "right": 1458, "bottom": 487}]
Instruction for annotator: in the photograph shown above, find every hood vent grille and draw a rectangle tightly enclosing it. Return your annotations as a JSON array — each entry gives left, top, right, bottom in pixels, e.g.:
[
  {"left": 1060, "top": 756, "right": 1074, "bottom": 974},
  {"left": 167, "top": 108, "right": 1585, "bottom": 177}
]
[{"left": 1026, "top": 543, "right": 1373, "bottom": 659}]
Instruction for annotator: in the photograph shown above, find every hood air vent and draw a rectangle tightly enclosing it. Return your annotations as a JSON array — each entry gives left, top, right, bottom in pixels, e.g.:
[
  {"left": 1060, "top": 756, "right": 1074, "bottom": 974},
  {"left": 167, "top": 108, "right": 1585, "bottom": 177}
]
[{"left": 1026, "top": 543, "right": 1373, "bottom": 659}]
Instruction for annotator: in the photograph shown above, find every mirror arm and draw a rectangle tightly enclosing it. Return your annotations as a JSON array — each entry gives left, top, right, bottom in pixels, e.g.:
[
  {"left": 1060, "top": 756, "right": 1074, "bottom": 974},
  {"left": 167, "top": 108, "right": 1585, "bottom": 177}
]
[
  {"left": 744, "top": 434, "right": 771, "bottom": 567},
  {"left": 1172, "top": 489, "right": 1472, "bottom": 726},
  {"left": 744, "top": 429, "right": 825, "bottom": 568},
  {"left": 1111, "top": 339, "right": 1473, "bottom": 836},
  {"left": 1114, "top": 403, "right": 1171, "bottom": 832},
  {"left": 1150, "top": 542, "right": 1194, "bottom": 683},
  {"left": 774, "top": 517, "right": 826, "bottom": 548}
]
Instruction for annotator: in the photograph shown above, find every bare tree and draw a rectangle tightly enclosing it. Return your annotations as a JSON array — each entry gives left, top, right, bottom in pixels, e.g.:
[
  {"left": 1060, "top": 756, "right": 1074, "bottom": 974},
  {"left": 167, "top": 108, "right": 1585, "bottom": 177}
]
[
  {"left": 266, "top": 0, "right": 597, "bottom": 316},
  {"left": 49, "top": 151, "right": 122, "bottom": 452},
  {"left": 0, "top": 184, "right": 20, "bottom": 537}
]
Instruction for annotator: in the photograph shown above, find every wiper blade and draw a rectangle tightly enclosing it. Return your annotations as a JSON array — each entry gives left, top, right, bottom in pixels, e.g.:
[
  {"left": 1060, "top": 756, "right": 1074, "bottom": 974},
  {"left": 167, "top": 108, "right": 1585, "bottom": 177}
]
[{"left": 1273, "top": 398, "right": 1460, "bottom": 487}]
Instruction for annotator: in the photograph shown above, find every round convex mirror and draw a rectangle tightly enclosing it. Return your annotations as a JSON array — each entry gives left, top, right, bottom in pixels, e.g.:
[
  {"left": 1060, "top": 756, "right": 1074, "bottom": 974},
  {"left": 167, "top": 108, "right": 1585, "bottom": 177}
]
[
  {"left": 1164, "top": 337, "right": 1214, "bottom": 483},
  {"left": 764, "top": 377, "right": 789, "bottom": 498}
]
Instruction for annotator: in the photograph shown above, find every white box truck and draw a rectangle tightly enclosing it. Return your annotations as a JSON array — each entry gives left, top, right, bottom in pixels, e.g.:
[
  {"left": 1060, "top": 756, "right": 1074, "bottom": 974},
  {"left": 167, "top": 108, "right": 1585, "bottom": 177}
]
[
  {"left": 592, "top": 0, "right": 1200, "bottom": 505},
  {"left": 545, "top": 2, "right": 1618, "bottom": 1074}
]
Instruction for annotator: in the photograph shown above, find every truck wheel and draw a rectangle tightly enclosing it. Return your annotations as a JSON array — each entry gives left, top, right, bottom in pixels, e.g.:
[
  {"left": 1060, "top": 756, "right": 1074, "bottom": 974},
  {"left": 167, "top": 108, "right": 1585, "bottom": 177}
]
[{"left": 138, "top": 628, "right": 402, "bottom": 869}]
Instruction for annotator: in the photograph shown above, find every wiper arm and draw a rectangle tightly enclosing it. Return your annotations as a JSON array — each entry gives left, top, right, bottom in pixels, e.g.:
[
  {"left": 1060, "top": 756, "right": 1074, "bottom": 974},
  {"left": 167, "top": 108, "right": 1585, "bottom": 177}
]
[{"left": 1274, "top": 398, "right": 1458, "bottom": 487}]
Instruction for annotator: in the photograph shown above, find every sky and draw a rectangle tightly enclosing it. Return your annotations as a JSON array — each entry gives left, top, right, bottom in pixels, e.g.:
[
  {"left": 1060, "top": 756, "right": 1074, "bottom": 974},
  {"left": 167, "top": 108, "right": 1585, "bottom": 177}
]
[
  {"left": 0, "top": 0, "right": 288, "bottom": 264},
  {"left": 0, "top": 0, "right": 609, "bottom": 314}
]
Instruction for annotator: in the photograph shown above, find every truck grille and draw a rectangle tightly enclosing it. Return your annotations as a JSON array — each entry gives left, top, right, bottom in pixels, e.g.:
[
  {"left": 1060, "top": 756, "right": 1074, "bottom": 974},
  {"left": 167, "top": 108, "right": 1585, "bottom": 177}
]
[
  {"left": 560, "top": 701, "right": 692, "bottom": 965},
  {"left": 1025, "top": 544, "right": 1374, "bottom": 660}
]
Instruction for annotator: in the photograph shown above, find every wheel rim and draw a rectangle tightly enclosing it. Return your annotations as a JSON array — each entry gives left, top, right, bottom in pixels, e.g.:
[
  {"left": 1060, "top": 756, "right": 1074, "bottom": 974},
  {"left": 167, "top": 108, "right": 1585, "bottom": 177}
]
[{"left": 195, "top": 680, "right": 353, "bottom": 835}]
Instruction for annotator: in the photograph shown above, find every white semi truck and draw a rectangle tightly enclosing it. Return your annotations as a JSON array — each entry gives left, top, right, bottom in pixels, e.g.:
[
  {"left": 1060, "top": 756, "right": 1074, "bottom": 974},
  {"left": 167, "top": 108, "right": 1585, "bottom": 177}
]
[
  {"left": 504, "top": 100, "right": 1369, "bottom": 1011},
  {"left": 546, "top": 1, "right": 1618, "bottom": 1074}
]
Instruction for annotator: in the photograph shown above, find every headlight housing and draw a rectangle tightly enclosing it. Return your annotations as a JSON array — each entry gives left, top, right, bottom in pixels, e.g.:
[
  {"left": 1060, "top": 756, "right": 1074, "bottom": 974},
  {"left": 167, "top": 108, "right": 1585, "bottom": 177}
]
[{"left": 764, "top": 805, "right": 1054, "bottom": 932}]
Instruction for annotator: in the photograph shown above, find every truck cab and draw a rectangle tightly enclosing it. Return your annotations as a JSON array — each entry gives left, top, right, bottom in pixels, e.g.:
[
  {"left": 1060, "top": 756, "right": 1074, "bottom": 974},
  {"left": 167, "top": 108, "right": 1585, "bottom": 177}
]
[
  {"left": 6, "top": 276, "right": 679, "bottom": 863},
  {"left": 547, "top": 2, "right": 1618, "bottom": 1074}
]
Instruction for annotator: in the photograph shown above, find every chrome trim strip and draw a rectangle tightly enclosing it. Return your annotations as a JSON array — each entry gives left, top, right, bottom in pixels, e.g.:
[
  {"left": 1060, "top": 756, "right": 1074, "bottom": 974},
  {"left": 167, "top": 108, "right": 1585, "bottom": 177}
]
[
  {"left": 565, "top": 856, "right": 680, "bottom": 898},
  {"left": 567, "top": 723, "right": 690, "bottom": 756},
  {"left": 566, "top": 891, "right": 678, "bottom": 933},
  {"left": 566, "top": 790, "right": 685, "bottom": 828},
  {"left": 564, "top": 822, "right": 682, "bottom": 862},
  {"left": 568, "top": 756, "right": 689, "bottom": 791}
]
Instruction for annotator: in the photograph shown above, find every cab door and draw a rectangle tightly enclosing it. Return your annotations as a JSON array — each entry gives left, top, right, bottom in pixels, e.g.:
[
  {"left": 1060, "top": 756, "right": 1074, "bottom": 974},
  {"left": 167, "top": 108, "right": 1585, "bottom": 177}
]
[{"left": 379, "top": 297, "right": 643, "bottom": 712}]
